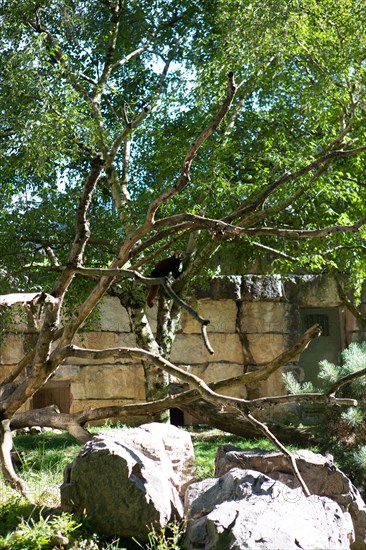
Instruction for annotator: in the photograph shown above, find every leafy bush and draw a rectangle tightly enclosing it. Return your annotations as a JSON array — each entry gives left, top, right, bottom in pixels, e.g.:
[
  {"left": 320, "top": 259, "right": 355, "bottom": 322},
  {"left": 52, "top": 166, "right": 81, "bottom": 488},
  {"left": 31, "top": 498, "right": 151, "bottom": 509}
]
[{"left": 284, "top": 342, "right": 366, "bottom": 494}]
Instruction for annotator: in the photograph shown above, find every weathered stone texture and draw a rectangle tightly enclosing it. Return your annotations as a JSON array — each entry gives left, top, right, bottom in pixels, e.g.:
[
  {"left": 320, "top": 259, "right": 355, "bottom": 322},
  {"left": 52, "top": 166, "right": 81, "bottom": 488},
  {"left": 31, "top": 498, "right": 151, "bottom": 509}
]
[
  {"left": 284, "top": 274, "right": 341, "bottom": 306},
  {"left": 53, "top": 364, "right": 81, "bottom": 381},
  {"left": 240, "top": 301, "right": 294, "bottom": 334},
  {"left": 196, "top": 276, "right": 242, "bottom": 300},
  {"left": 0, "top": 334, "right": 25, "bottom": 364},
  {"left": 215, "top": 446, "right": 366, "bottom": 550},
  {"left": 171, "top": 334, "right": 244, "bottom": 364},
  {"left": 71, "top": 332, "right": 136, "bottom": 364},
  {"left": 74, "top": 331, "right": 119, "bottom": 352},
  {"left": 245, "top": 333, "right": 291, "bottom": 364},
  {"left": 241, "top": 274, "right": 283, "bottom": 301},
  {"left": 98, "top": 297, "right": 131, "bottom": 332},
  {"left": 184, "top": 363, "right": 246, "bottom": 398},
  {"left": 71, "top": 363, "right": 145, "bottom": 400},
  {"left": 185, "top": 468, "right": 354, "bottom": 550},
  {"left": 61, "top": 424, "right": 194, "bottom": 540},
  {"left": 181, "top": 299, "right": 237, "bottom": 334}
]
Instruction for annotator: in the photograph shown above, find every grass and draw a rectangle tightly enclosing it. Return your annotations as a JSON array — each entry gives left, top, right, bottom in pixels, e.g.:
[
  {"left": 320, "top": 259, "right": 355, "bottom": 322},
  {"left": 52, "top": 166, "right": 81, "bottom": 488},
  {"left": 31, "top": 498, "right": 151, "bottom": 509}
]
[
  {"left": 1, "top": 430, "right": 80, "bottom": 507},
  {"left": 188, "top": 427, "right": 278, "bottom": 480},
  {"left": 0, "top": 426, "right": 303, "bottom": 549}
]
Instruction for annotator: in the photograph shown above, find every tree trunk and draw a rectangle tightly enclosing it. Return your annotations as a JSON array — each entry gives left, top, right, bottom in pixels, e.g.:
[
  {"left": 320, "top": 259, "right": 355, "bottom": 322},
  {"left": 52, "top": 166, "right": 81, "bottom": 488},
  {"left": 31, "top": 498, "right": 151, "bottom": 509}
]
[
  {"left": 181, "top": 399, "right": 317, "bottom": 446},
  {"left": 124, "top": 286, "right": 170, "bottom": 422},
  {"left": 0, "top": 419, "right": 35, "bottom": 502}
]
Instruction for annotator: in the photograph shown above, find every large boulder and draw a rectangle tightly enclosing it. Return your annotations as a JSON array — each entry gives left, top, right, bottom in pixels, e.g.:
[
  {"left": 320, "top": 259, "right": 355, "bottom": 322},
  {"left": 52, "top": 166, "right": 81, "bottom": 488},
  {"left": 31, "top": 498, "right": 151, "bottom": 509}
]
[
  {"left": 60, "top": 423, "right": 195, "bottom": 540},
  {"left": 107, "top": 422, "right": 196, "bottom": 497},
  {"left": 184, "top": 468, "right": 354, "bottom": 550},
  {"left": 215, "top": 445, "right": 366, "bottom": 549}
]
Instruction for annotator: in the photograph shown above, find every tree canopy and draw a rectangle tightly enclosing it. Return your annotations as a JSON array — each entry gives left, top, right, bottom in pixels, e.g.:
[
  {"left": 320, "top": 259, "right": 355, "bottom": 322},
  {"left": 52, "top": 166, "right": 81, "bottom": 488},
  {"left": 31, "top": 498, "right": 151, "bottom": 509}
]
[
  {"left": 1, "top": 0, "right": 366, "bottom": 291},
  {"left": 1, "top": 0, "right": 366, "bottom": 499}
]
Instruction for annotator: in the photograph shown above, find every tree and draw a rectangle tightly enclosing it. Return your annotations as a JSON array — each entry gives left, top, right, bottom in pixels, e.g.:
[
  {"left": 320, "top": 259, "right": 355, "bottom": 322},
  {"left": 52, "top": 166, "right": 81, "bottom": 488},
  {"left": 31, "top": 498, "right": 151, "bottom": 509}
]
[{"left": 1, "top": 0, "right": 366, "bottom": 498}]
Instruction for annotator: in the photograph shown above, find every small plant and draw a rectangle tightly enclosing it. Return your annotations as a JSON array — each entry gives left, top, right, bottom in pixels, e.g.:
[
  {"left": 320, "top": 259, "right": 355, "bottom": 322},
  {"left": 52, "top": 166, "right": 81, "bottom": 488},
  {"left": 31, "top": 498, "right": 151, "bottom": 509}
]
[
  {"left": 134, "top": 521, "right": 184, "bottom": 550},
  {"left": 0, "top": 511, "right": 82, "bottom": 549},
  {"left": 282, "top": 372, "right": 314, "bottom": 395}
]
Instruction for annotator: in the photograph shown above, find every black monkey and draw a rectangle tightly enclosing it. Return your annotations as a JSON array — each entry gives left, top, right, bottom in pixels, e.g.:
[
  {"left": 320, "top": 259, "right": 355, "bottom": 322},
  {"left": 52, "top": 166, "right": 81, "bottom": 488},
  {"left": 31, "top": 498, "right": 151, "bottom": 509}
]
[{"left": 147, "top": 251, "right": 183, "bottom": 308}]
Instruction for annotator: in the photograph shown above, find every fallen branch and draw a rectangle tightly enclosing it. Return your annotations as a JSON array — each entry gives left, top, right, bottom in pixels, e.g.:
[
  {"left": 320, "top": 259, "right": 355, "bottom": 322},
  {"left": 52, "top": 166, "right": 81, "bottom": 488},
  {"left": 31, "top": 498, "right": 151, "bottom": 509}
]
[
  {"left": 61, "top": 345, "right": 357, "bottom": 409},
  {"left": 11, "top": 405, "right": 91, "bottom": 443},
  {"left": 57, "top": 344, "right": 352, "bottom": 493}
]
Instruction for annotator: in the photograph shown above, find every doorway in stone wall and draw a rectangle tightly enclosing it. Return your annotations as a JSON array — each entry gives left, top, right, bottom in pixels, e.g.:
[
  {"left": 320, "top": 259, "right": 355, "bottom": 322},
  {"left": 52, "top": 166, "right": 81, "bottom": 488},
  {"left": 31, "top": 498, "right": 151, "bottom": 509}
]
[
  {"left": 298, "top": 307, "right": 343, "bottom": 386},
  {"left": 32, "top": 380, "right": 72, "bottom": 413}
]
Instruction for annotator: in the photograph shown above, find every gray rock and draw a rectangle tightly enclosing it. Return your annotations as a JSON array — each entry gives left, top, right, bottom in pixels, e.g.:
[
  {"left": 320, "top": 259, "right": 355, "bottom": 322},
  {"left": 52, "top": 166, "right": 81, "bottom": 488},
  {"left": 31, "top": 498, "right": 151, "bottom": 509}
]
[
  {"left": 101, "top": 422, "right": 195, "bottom": 497},
  {"left": 215, "top": 445, "right": 366, "bottom": 550},
  {"left": 60, "top": 423, "right": 195, "bottom": 540},
  {"left": 196, "top": 276, "right": 243, "bottom": 300},
  {"left": 241, "top": 274, "right": 283, "bottom": 301},
  {"left": 184, "top": 468, "right": 354, "bottom": 550}
]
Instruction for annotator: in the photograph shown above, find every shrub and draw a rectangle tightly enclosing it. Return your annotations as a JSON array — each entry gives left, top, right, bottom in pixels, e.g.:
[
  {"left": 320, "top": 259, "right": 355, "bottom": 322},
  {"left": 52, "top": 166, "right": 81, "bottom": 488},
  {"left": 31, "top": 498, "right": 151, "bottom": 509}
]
[{"left": 284, "top": 341, "right": 366, "bottom": 494}]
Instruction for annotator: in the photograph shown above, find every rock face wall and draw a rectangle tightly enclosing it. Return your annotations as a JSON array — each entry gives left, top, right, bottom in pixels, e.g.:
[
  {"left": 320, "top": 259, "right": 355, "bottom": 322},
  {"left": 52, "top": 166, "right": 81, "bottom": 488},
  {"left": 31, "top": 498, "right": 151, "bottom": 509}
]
[{"left": 0, "top": 275, "right": 362, "bottom": 423}]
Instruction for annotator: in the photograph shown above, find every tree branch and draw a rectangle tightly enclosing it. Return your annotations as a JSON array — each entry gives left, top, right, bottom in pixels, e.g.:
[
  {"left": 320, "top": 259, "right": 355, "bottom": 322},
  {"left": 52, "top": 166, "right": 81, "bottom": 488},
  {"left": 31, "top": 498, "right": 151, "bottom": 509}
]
[
  {"left": 244, "top": 411, "right": 310, "bottom": 496},
  {"left": 107, "top": 37, "right": 181, "bottom": 166},
  {"left": 0, "top": 293, "right": 58, "bottom": 307},
  {"left": 92, "top": 3, "right": 122, "bottom": 104},
  {"left": 328, "top": 367, "right": 366, "bottom": 396},
  {"left": 145, "top": 72, "right": 237, "bottom": 224},
  {"left": 0, "top": 419, "right": 35, "bottom": 502},
  {"left": 150, "top": 211, "right": 366, "bottom": 240},
  {"left": 331, "top": 271, "right": 366, "bottom": 330},
  {"left": 223, "top": 144, "right": 366, "bottom": 224}
]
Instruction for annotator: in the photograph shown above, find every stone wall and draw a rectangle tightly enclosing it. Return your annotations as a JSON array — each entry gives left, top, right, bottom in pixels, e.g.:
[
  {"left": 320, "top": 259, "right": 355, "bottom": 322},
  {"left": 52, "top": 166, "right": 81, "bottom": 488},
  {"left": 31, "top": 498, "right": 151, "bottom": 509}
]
[{"left": 0, "top": 275, "right": 363, "bottom": 424}]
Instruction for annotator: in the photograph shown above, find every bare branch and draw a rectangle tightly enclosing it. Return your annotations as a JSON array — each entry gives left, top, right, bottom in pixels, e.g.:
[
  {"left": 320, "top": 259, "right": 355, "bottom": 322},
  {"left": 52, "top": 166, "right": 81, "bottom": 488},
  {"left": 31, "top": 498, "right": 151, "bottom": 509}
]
[
  {"left": 146, "top": 72, "right": 237, "bottom": 223},
  {"left": 251, "top": 241, "right": 297, "bottom": 261},
  {"left": 59, "top": 344, "right": 347, "bottom": 494},
  {"left": 61, "top": 345, "right": 356, "bottom": 407},
  {"left": 149, "top": 211, "right": 366, "bottom": 240},
  {"left": 52, "top": 153, "right": 106, "bottom": 299},
  {"left": 223, "top": 144, "right": 366, "bottom": 224},
  {"left": 240, "top": 324, "right": 322, "bottom": 384},
  {"left": 242, "top": 393, "right": 356, "bottom": 408},
  {"left": 92, "top": 3, "right": 122, "bottom": 104},
  {"left": 244, "top": 411, "right": 310, "bottom": 496},
  {"left": 107, "top": 38, "right": 181, "bottom": 165},
  {"left": 239, "top": 162, "right": 331, "bottom": 228},
  {"left": 328, "top": 367, "right": 366, "bottom": 396},
  {"left": 161, "top": 280, "right": 214, "bottom": 354}
]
